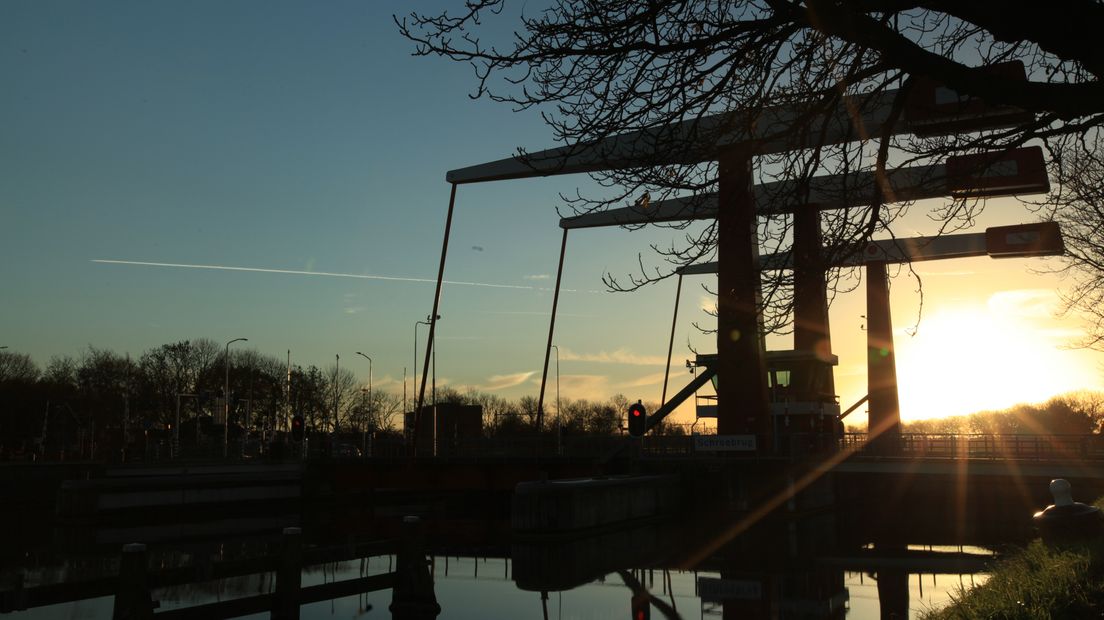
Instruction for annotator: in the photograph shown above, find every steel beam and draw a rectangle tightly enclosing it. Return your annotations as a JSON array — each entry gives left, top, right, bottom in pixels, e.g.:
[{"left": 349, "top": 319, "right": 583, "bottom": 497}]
[
  {"left": 677, "top": 231, "right": 991, "bottom": 274},
  {"left": 558, "top": 146, "right": 1047, "bottom": 230},
  {"left": 447, "top": 90, "right": 907, "bottom": 184},
  {"left": 559, "top": 163, "right": 943, "bottom": 229}
]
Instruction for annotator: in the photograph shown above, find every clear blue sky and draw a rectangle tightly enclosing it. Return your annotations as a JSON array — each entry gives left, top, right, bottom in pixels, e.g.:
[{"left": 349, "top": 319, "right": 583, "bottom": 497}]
[
  {"left": 3, "top": 1, "right": 1100, "bottom": 423},
  {"left": 0, "top": 1, "right": 712, "bottom": 410}
]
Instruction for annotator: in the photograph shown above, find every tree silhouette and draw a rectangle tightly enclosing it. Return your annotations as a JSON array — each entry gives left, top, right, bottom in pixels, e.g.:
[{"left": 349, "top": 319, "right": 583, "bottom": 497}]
[
  {"left": 1036, "top": 134, "right": 1104, "bottom": 350},
  {"left": 400, "top": 1, "right": 1104, "bottom": 332}
]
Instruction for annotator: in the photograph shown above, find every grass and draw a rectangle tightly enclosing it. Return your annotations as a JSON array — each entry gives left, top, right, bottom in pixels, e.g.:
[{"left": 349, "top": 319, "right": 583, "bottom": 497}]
[{"left": 922, "top": 498, "right": 1104, "bottom": 619}]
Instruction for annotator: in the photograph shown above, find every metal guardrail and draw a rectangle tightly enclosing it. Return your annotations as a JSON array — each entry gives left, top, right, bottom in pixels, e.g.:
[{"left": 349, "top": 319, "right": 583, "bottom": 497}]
[
  {"left": 433, "top": 433, "right": 1104, "bottom": 462},
  {"left": 844, "top": 432, "right": 1104, "bottom": 461},
  {"left": 27, "top": 432, "right": 1103, "bottom": 463}
]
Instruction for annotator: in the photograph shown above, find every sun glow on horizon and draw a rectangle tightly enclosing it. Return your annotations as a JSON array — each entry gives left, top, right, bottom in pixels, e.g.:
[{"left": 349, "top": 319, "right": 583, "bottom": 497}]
[{"left": 894, "top": 290, "right": 1102, "bottom": 422}]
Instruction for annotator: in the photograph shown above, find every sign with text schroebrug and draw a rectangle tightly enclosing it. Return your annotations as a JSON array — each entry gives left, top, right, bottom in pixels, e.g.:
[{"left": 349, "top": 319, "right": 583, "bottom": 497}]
[
  {"left": 694, "top": 434, "right": 757, "bottom": 451},
  {"left": 697, "top": 577, "right": 762, "bottom": 602}
]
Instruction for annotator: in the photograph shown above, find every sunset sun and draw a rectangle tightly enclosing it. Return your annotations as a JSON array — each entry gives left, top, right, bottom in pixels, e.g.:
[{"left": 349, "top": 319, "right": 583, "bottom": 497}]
[{"left": 895, "top": 291, "right": 1101, "bottom": 421}]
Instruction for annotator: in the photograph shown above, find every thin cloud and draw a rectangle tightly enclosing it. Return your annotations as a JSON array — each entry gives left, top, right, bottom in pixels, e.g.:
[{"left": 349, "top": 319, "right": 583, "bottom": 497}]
[
  {"left": 91, "top": 259, "right": 601, "bottom": 293},
  {"left": 524, "top": 274, "right": 551, "bottom": 281},
  {"left": 615, "top": 371, "right": 669, "bottom": 389},
  {"left": 479, "top": 371, "right": 537, "bottom": 391},
  {"left": 482, "top": 310, "right": 598, "bottom": 318},
  {"left": 559, "top": 347, "right": 667, "bottom": 366},
  {"left": 913, "top": 270, "right": 976, "bottom": 277},
  {"left": 369, "top": 375, "right": 403, "bottom": 389},
  {"left": 988, "top": 289, "right": 1058, "bottom": 320},
  {"left": 557, "top": 374, "right": 611, "bottom": 399}
]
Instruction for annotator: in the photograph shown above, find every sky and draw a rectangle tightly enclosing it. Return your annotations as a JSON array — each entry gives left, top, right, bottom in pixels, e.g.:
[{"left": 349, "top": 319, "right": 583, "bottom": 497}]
[{"left": 2, "top": 1, "right": 1102, "bottom": 427}]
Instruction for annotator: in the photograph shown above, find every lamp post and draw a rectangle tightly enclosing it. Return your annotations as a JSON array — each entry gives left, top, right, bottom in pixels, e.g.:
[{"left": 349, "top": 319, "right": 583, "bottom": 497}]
[
  {"left": 414, "top": 316, "right": 439, "bottom": 452},
  {"left": 224, "top": 337, "right": 247, "bottom": 458},
  {"left": 551, "top": 345, "right": 560, "bottom": 416},
  {"left": 415, "top": 320, "right": 430, "bottom": 413},
  {"left": 355, "top": 352, "right": 372, "bottom": 429},
  {"left": 427, "top": 314, "right": 440, "bottom": 414},
  {"left": 334, "top": 354, "right": 340, "bottom": 437},
  {"left": 552, "top": 344, "right": 561, "bottom": 453}
]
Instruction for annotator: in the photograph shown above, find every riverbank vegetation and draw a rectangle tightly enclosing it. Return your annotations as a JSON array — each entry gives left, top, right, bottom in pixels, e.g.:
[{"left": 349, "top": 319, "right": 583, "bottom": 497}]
[{"left": 924, "top": 498, "right": 1104, "bottom": 619}]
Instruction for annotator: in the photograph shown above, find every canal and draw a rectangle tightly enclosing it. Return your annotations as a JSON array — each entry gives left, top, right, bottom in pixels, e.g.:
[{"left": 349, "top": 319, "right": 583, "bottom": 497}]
[{"left": 1, "top": 498, "right": 1019, "bottom": 620}]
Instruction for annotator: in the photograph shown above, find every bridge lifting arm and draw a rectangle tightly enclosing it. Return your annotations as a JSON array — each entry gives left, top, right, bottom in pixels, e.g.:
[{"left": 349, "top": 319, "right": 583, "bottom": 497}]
[
  {"left": 644, "top": 365, "right": 717, "bottom": 433},
  {"left": 839, "top": 394, "right": 869, "bottom": 421}
]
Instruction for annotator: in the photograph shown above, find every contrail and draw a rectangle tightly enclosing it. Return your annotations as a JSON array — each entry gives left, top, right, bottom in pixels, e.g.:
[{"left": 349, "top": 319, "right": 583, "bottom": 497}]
[{"left": 90, "top": 259, "right": 600, "bottom": 293}]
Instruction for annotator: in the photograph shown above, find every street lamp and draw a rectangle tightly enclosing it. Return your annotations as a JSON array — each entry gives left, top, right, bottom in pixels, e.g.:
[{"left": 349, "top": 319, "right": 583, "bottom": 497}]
[
  {"left": 551, "top": 344, "right": 560, "bottom": 416},
  {"left": 334, "top": 354, "right": 340, "bottom": 436},
  {"left": 414, "top": 320, "right": 429, "bottom": 416},
  {"left": 427, "top": 314, "right": 440, "bottom": 413},
  {"left": 552, "top": 344, "right": 561, "bottom": 453},
  {"left": 355, "top": 352, "right": 372, "bottom": 429},
  {"left": 224, "top": 338, "right": 247, "bottom": 458}
]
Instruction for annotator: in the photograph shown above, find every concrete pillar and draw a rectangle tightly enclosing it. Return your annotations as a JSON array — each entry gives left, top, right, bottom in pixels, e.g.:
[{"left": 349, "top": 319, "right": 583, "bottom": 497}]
[
  {"left": 113, "top": 543, "right": 153, "bottom": 620},
  {"left": 274, "top": 526, "right": 302, "bottom": 620},
  {"left": 792, "top": 206, "right": 834, "bottom": 393},
  {"left": 866, "top": 262, "right": 901, "bottom": 452},
  {"left": 793, "top": 207, "right": 829, "bottom": 353},
  {"left": 717, "top": 147, "right": 771, "bottom": 448},
  {"left": 390, "top": 516, "right": 441, "bottom": 620}
]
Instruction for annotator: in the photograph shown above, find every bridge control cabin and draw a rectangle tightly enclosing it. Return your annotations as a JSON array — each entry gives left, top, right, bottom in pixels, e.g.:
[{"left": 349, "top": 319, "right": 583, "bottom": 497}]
[{"left": 695, "top": 350, "right": 842, "bottom": 446}]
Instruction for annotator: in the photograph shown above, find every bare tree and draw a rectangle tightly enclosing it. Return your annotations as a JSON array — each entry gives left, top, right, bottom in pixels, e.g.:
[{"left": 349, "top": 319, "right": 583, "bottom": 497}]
[
  {"left": 400, "top": 1, "right": 1104, "bottom": 332},
  {"left": 0, "top": 351, "right": 39, "bottom": 383},
  {"left": 324, "top": 363, "right": 360, "bottom": 432},
  {"left": 1035, "top": 131, "right": 1104, "bottom": 349}
]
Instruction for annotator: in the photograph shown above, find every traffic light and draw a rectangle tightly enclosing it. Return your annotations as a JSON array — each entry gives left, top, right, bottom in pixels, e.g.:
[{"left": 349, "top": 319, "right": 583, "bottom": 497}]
[
  {"left": 628, "top": 401, "right": 647, "bottom": 437},
  {"left": 291, "top": 415, "right": 304, "bottom": 441},
  {"left": 630, "top": 592, "right": 650, "bottom": 620}
]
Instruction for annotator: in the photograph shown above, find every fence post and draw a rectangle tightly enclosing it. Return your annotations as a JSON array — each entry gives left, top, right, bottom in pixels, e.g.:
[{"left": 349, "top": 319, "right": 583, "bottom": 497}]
[
  {"left": 274, "top": 526, "right": 302, "bottom": 620},
  {"left": 113, "top": 543, "right": 154, "bottom": 620},
  {"left": 390, "top": 516, "right": 441, "bottom": 619}
]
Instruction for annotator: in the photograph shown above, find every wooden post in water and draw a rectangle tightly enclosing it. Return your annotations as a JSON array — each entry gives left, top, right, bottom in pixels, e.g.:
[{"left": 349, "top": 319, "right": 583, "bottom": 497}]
[
  {"left": 113, "top": 543, "right": 154, "bottom": 620},
  {"left": 274, "top": 526, "right": 303, "bottom": 620},
  {"left": 390, "top": 516, "right": 441, "bottom": 620}
]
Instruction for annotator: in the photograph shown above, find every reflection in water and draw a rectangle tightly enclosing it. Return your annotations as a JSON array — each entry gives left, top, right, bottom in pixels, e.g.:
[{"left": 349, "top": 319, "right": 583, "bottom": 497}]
[{"left": 0, "top": 507, "right": 999, "bottom": 619}]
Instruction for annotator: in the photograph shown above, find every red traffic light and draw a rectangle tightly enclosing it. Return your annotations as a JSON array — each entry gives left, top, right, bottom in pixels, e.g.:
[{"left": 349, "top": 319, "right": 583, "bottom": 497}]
[
  {"left": 631, "top": 592, "right": 650, "bottom": 620},
  {"left": 628, "top": 402, "right": 647, "bottom": 437}
]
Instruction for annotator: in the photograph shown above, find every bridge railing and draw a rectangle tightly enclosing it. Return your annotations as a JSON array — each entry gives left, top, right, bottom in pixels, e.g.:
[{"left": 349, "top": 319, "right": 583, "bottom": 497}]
[
  {"left": 845, "top": 432, "right": 1104, "bottom": 461},
  {"left": 425, "top": 434, "right": 703, "bottom": 460}
]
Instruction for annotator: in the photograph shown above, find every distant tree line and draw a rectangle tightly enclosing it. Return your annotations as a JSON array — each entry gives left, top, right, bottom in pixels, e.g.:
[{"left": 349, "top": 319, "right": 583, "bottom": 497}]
[
  {"left": 894, "top": 392, "right": 1104, "bottom": 436},
  {"left": 428, "top": 386, "right": 687, "bottom": 438},
  {"left": 0, "top": 340, "right": 403, "bottom": 460},
  {"left": 0, "top": 341, "right": 685, "bottom": 461}
]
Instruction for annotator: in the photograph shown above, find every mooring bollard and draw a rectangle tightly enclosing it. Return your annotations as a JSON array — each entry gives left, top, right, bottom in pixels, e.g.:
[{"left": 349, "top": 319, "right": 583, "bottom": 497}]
[
  {"left": 113, "top": 543, "right": 154, "bottom": 620},
  {"left": 390, "top": 516, "right": 441, "bottom": 619},
  {"left": 274, "top": 526, "right": 303, "bottom": 620},
  {"left": 1033, "top": 478, "right": 1104, "bottom": 544}
]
